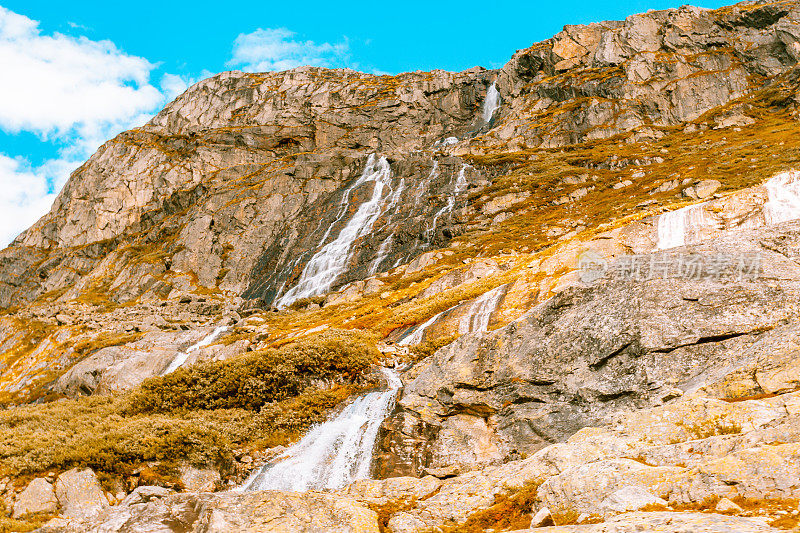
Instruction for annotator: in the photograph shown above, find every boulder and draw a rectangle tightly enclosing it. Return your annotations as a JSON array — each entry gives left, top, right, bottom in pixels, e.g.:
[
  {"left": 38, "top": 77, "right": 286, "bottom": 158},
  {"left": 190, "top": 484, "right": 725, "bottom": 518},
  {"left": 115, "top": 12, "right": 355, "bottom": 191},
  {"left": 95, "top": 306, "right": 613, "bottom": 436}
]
[
  {"left": 598, "top": 485, "right": 667, "bottom": 516},
  {"left": 48, "top": 490, "right": 379, "bottom": 533},
  {"left": 530, "top": 506, "right": 553, "bottom": 527},
  {"left": 54, "top": 468, "right": 108, "bottom": 519},
  {"left": 715, "top": 497, "right": 743, "bottom": 513},
  {"left": 179, "top": 466, "right": 220, "bottom": 492},
  {"left": 120, "top": 486, "right": 174, "bottom": 506},
  {"left": 12, "top": 477, "right": 58, "bottom": 518}
]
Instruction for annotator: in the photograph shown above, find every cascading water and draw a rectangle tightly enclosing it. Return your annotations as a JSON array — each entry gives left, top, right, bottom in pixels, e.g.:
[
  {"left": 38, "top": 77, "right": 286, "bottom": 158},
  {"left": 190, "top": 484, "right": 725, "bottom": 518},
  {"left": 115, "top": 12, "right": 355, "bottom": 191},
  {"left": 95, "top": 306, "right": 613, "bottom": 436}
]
[
  {"left": 398, "top": 284, "right": 507, "bottom": 346},
  {"left": 369, "top": 177, "right": 407, "bottom": 275},
  {"left": 765, "top": 170, "right": 800, "bottom": 224},
  {"left": 162, "top": 325, "right": 228, "bottom": 375},
  {"left": 427, "top": 164, "right": 470, "bottom": 240},
  {"left": 414, "top": 161, "right": 439, "bottom": 208},
  {"left": 238, "top": 368, "right": 402, "bottom": 492},
  {"left": 656, "top": 204, "right": 705, "bottom": 250},
  {"left": 397, "top": 307, "right": 451, "bottom": 346},
  {"left": 457, "top": 284, "right": 507, "bottom": 334},
  {"left": 277, "top": 155, "right": 393, "bottom": 309},
  {"left": 657, "top": 170, "right": 800, "bottom": 250},
  {"left": 481, "top": 83, "right": 501, "bottom": 123}
]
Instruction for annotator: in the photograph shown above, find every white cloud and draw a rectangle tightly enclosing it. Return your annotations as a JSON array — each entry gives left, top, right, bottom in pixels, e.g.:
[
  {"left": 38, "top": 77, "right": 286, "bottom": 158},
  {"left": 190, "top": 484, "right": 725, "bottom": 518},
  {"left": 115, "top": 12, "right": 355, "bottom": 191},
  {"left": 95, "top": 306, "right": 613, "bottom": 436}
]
[
  {"left": 0, "top": 7, "right": 196, "bottom": 247},
  {"left": 229, "top": 27, "right": 350, "bottom": 72},
  {"left": 0, "top": 6, "right": 163, "bottom": 137},
  {"left": 0, "top": 154, "right": 62, "bottom": 245}
]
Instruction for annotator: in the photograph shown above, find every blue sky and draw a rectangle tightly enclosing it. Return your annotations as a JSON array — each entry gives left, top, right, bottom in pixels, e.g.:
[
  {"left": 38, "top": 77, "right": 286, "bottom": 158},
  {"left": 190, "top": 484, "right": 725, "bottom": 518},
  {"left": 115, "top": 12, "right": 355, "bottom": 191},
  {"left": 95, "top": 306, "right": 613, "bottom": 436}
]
[{"left": 0, "top": 0, "right": 728, "bottom": 245}]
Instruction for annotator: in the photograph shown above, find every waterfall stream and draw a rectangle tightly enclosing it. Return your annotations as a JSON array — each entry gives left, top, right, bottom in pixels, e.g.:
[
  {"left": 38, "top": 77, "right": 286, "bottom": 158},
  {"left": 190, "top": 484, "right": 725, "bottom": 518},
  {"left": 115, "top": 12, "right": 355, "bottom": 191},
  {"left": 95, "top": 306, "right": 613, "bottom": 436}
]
[
  {"left": 398, "top": 284, "right": 508, "bottom": 346},
  {"left": 765, "top": 170, "right": 800, "bottom": 224},
  {"left": 162, "top": 325, "right": 228, "bottom": 375},
  {"left": 238, "top": 368, "right": 402, "bottom": 492},
  {"left": 482, "top": 83, "right": 501, "bottom": 123},
  {"left": 457, "top": 284, "right": 507, "bottom": 334},
  {"left": 657, "top": 171, "right": 800, "bottom": 250},
  {"left": 369, "top": 177, "right": 407, "bottom": 275},
  {"left": 427, "top": 164, "right": 469, "bottom": 239},
  {"left": 277, "top": 155, "right": 393, "bottom": 309},
  {"left": 656, "top": 203, "right": 710, "bottom": 250}
]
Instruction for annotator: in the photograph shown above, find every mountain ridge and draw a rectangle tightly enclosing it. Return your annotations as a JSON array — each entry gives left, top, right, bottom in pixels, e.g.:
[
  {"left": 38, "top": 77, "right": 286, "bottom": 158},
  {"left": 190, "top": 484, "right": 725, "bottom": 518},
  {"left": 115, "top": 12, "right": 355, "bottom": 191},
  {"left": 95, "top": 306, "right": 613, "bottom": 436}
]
[{"left": 3, "top": 1, "right": 800, "bottom": 531}]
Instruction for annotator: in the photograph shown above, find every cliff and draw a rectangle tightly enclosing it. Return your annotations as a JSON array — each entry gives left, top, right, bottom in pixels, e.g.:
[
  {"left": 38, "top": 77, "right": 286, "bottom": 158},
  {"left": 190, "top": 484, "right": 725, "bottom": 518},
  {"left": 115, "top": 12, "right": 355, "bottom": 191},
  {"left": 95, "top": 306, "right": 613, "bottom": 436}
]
[{"left": 3, "top": 1, "right": 800, "bottom": 532}]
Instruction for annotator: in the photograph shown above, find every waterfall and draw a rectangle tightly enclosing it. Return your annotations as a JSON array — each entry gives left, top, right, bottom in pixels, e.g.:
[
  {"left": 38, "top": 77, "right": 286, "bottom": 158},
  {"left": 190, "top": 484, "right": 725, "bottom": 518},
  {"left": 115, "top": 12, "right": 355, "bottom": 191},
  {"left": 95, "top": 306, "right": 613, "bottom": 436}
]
[
  {"left": 427, "top": 164, "right": 470, "bottom": 239},
  {"left": 369, "top": 237, "right": 394, "bottom": 276},
  {"left": 238, "top": 368, "right": 402, "bottom": 492},
  {"left": 481, "top": 83, "right": 501, "bottom": 123},
  {"left": 656, "top": 170, "right": 800, "bottom": 251},
  {"left": 765, "top": 170, "right": 800, "bottom": 225},
  {"left": 397, "top": 307, "right": 451, "bottom": 346},
  {"left": 369, "top": 177, "right": 407, "bottom": 275},
  {"left": 414, "top": 161, "right": 439, "bottom": 208},
  {"left": 277, "top": 155, "right": 393, "bottom": 309},
  {"left": 398, "top": 284, "right": 507, "bottom": 346},
  {"left": 656, "top": 203, "right": 711, "bottom": 250},
  {"left": 457, "top": 284, "right": 507, "bottom": 334},
  {"left": 163, "top": 326, "right": 228, "bottom": 375}
]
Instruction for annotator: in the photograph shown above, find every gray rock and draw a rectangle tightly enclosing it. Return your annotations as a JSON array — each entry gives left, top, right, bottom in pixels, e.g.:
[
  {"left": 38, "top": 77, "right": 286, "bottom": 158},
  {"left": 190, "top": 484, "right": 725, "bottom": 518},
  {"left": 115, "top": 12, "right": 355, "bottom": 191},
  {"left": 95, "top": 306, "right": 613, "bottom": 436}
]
[
  {"left": 12, "top": 477, "right": 58, "bottom": 518},
  {"left": 54, "top": 468, "right": 108, "bottom": 520},
  {"left": 521, "top": 511, "right": 782, "bottom": 532},
  {"left": 693, "top": 179, "right": 722, "bottom": 199},
  {"left": 120, "top": 486, "right": 174, "bottom": 507},
  {"left": 530, "top": 506, "right": 553, "bottom": 527},
  {"left": 598, "top": 485, "right": 667, "bottom": 515},
  {"left": 379, "top": 221, "right": 800, "bottom": 475},
  {"left": 178, "top": 466, "right": 220, "bottom": 492},
  {"left": 715, "top": 497, "right": 744, "bottom": 513},
  {"left": 48, "top": 490, "right": 379, "bottom": 533}
]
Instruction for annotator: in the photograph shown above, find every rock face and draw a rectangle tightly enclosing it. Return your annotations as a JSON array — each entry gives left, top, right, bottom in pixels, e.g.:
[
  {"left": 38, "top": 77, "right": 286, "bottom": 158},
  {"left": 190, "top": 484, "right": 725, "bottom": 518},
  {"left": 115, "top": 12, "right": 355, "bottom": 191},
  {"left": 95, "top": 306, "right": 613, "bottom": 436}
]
[
  {"left": 362, "top": 385, "right": 800, "bottom": 531},
  {"left": 2, "top": 0, "right": 800, "bottom": 314},
  {"left": 378, "top": 220, "right": 800, "bottom": 475},
  {"left": 5, "top": 2, "right": 800, "bottom": 533},
  {"left": 0, "top": 69, "right": 494, "bottom": 311},
  {"left": 48, "top": 490, "right": 379, "bottom": 533},
  {"left": 12, "top": 477, "right": 58, "bottom": 518},
  {"left": 53, "top": 468, "right": 109, "bottom": 520},
  {"left": 3, "top": 0, "right": 800, "bottom": 402},
  {"left": 492, "top": 1, "right": 800, "bottom": 150}
]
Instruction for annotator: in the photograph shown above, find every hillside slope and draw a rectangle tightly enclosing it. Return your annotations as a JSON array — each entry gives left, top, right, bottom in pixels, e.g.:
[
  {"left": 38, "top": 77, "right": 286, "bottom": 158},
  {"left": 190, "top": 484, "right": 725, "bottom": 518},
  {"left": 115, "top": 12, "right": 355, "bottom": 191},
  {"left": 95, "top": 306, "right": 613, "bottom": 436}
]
[{"left": 3, "top": 1, "right": 800, "bottom": 532}]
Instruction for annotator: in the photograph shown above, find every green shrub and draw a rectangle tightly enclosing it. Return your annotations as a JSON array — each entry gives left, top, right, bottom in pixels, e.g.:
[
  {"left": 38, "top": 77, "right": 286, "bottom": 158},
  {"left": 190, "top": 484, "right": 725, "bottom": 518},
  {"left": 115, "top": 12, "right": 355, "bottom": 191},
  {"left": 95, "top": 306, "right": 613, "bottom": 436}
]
[{"left": 128, "top": 329, "right": 378, "bottom": 413}]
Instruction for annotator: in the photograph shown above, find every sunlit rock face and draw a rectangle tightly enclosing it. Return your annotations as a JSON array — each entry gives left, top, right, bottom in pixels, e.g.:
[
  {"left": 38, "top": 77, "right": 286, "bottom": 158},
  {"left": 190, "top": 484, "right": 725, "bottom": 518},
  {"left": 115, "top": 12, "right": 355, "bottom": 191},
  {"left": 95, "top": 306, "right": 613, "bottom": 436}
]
[
  {"left": 5, "top": 2, "right": 800, "bottom": 310},
  {"left": 8, "top": 2, "right": 800, "bottom": 532}
]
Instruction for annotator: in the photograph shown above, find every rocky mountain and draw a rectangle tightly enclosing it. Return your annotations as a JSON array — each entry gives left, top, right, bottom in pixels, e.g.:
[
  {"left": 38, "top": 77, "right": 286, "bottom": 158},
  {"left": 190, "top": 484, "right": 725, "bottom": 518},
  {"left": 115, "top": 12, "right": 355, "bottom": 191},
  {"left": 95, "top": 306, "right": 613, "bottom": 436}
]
[{"left": 3, "top": 0, "right": 800, "bottom": 532}]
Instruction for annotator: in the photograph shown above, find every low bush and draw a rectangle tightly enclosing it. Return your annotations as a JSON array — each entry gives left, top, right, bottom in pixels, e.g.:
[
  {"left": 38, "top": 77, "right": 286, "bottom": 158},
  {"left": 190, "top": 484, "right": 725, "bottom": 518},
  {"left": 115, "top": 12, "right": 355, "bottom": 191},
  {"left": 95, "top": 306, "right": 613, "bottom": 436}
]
[
  {"left": 128, "top": 329, "right": 378, "bottom": 413},
  {"left": 0, "top": 330, "right": 380, "bottom": 481}
]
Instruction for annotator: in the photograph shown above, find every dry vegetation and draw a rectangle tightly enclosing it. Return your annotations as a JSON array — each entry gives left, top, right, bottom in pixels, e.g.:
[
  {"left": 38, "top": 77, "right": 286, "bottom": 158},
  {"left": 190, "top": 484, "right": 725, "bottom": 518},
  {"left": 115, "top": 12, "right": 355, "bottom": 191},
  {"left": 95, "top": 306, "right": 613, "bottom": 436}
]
[{"left": 0, "top": 330, "right": 378, "bottom": 485}]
